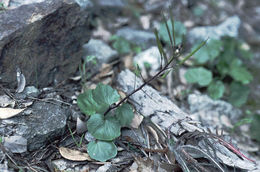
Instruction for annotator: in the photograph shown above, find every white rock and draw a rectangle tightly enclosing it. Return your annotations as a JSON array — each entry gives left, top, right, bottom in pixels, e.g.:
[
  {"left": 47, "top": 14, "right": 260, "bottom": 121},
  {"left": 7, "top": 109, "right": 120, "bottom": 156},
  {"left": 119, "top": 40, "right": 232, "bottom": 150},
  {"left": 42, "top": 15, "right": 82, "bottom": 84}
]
[{"left": 188, "top": 16, "right": 241, "bottom": 43}]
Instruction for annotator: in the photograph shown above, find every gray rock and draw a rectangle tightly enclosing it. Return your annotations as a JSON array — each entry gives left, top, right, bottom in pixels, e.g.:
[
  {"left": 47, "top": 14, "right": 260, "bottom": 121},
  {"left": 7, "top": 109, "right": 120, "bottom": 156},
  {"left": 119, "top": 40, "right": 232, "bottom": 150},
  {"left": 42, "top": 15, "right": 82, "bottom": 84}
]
[
  {"left": 74, "top": 0, "right": 93, "bottom": 9},
  {"left": 8, "top": 0, "right": 45, "bottom": 8},
  {"left": 0, "top": 159, "right": 13, "bottom": 172},
  {"left": 84, "top": 132, "right": 95, "bottom": 142},
  {"left": 83, "top": 39, "right": 118, "bottom": 64},
  {"left": 3, "top": 135, "right": 27, "bottom": 153},
  {"left": 187, "top": 93, "right": 242, "bottom": 127},
  {"left": 94, "top": 0, "right": 126, "bottom": 8},
  {"left": 133, "top": 46, "right": 161, "bottom": 76},
  {"left": 116, "top": 27, "right": 156, "bottom": 49},
  {"left": 188, "top": 16, "right": 241, "bottom": 43},
  {"left": 24, "top": 86, "right": 40, "bottom": 98},
  {"left": 0, "top": 101, "right": 70, "bottom": 151},
  {"left": 52, "top": 159, "right": 88, "bottom": 172},
  {"left": 82, "top": 39, "right": 118, "bottom": 76},
  {"left": 0, "top": 0, "right": 91, "bottom": 88}
]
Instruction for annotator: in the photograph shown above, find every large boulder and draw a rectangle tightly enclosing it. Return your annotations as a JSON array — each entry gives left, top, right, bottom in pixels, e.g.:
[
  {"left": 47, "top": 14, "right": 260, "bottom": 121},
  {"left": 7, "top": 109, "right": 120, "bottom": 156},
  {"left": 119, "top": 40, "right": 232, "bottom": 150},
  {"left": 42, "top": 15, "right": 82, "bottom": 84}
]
[{"left": 0, "top": 0, "right": 91, "bottom": 88}]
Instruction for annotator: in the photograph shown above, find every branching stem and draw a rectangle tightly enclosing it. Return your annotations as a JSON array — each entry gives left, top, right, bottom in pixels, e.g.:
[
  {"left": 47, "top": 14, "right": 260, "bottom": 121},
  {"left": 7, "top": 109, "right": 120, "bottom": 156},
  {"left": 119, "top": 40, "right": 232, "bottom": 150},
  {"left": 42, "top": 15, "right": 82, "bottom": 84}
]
[{"left": 103, "top": 53, "right": 177, "bottom": 116}]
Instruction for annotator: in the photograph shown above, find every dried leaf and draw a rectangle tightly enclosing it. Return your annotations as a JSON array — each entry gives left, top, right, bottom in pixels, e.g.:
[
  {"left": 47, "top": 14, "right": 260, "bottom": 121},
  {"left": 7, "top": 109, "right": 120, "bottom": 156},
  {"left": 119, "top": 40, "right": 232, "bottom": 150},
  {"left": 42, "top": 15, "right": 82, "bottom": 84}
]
[
  {"left": 0, "top": 108, "right": 25, "bottom": 119},
  {"left": 130, "top": 113, "right": 143, "bottom": 129},
  {"left": 16, "top": 68, "right": 26, "bottom": 93},
  {"left": 146, "top": 126, "right": 159, "bottom": 143},
  {"left": 140, "top": 15, "right": 151, "bottom": 30},
  {"left": 123, "top": 54, "right": 134, "bottom": 69},
  {"left": 76, "top": 117, "right": 87, "bottom": 134},
  {"left": 70, "top": 75, "right": 81, "bottom": 81},
  {"left": 59, "top": 147, "right": 92, "bottom": 161}
]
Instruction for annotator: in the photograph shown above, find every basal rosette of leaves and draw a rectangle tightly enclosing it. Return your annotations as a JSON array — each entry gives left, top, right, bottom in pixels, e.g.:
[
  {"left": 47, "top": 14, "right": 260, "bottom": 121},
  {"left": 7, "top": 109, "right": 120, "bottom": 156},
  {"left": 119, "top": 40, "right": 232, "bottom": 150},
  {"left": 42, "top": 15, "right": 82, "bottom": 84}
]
[
  {"left": 77, "top": 83, "right": 134, "bottom": 161},
  {"left": 184, "top": 37, "right": 253, "bottom": 107}
]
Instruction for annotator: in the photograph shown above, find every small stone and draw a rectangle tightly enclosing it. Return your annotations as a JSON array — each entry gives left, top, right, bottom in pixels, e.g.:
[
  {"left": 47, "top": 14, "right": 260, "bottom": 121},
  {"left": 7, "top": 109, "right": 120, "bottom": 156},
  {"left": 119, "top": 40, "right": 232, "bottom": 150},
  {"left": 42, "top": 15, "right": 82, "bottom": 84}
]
[
  {"left": 83, "top": 39, "right": 118, "bottom": 64},
  {"left": 116, "top": 27, "right": 156, "bottom": 49},
  {"left": 133, "top": 46, "right": 161, "bottom": 77},
  {"left": 188, "top": 93, "right": 242, "bottom": 126},
  {"left": 188, "top": 16, "right": 241, "bottom": 43},
  {"left": 82, "top": 39, "right": 118, "bottom": 78},
  {"left": 84, "top": 132, "right": 95, "bottom": 142},
  {"left": 24, "top": 86, "right": 40, "bottom": 98},
  {"left": 95, "top": 0, "right": 126, "bottom": 8},
  {"left": 3, "top": 135, "right": 27, "bottom": 153}
]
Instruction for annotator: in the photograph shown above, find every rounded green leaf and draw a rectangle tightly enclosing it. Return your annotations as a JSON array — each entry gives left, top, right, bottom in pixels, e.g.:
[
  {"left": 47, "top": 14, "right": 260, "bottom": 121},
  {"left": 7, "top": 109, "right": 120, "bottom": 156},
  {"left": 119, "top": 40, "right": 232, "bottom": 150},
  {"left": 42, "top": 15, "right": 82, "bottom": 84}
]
[
  {"left": 230, "top": 66, "right": 253, "bottom": 84},
  {"left": 185, "top": 67, "right": 213, "bottom": 86},
  {"left": 87, "top": 140, "right": 117, "bottom": 162},
  {"left": 115, "top": 103, "right": 134, "bottom": 127},
  {"left": 92, "top": 84, "right": 120, "bottom": 114},
  {"left": 87, "top": 114, "right": 121, "bottom": 141},
  {"left": 207, "top": 80, "right": 225, "bottom": 100},
  {"left": 228, "top": 82, "right": 250, "bottom": 107},
  {"left": 77, "top": 90, "right": 101, "bottom": 115},
  {"left": 193, "top": 39, "right": 222, "bottom": 64}
]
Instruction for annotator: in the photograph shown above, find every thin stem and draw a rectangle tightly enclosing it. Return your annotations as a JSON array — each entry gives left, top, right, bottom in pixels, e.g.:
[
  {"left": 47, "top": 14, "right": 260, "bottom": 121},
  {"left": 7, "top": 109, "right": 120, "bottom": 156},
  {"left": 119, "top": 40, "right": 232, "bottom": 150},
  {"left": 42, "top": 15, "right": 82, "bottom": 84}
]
[{"left": 103, "top": 54, "right": 176, "bottom": 116}]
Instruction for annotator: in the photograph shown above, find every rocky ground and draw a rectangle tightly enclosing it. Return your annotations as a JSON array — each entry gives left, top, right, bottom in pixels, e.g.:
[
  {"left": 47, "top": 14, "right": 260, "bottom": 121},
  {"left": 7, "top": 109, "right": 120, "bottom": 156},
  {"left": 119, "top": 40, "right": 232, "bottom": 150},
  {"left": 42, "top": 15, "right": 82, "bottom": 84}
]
[{"left": 0, "top": 0, "right": 260, "bottom": 171}]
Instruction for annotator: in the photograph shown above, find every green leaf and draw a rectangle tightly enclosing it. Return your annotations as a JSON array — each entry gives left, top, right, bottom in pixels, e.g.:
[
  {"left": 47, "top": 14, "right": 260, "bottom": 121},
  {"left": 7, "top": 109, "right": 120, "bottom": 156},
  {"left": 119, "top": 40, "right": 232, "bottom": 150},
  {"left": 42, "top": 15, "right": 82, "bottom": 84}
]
[
  {"left": 207, "top": 80, "right": 225, "bottom": 99},
  {"left": 250, "top": 115, "right": 260, "bottom": 142},
  {"left": 85, "top": 55, "right": 97, "bottom": 65},
  {"left": 159, "top": 20, "right": 186, "bottom": 45},
  {"left": 132, "top": 45, "right": 142, "bottom": 54},
  {"left": 77, "top": 84, "right": 120, "bottom": 115},
  {"left": 134, "top": 63, "right": 141, "bottom": 77},
  {"left": 216, "top": 58, "right": 229, "bottom": 76},
  {"left": 77, "top": 90, "right": 101, "bottom": 115},
  {"left": 185, "top": 67, "right": 213, "bottom": 86},
  {"left": 228, "top": 82, "right": 250, "bottom": 107},
  {"left": 87, "top": 140, "right": 117, "bottom": 162},
  {"left": 229, "top": 66, "right": 253, "bottom": 84},
  {"left": 87, "top": 114, "right": 121, "bottom": 141},
  {"left": 110, "top": 36, "right": 131, "bottom": 54},
  {"left": 193, "top": 39, "right": 222, "bottom": 64},
  {"left": 161, "top": 70, "right": 171, "bottom": 79},
  {"left": 92, "top": 84, "right": 120, "bottom": 114},
  {"left": 115, "top": 103, "right": 134, "bottom": 127},
  {"left": 154, "top": 29, "right": 167, "bottom": 63}
]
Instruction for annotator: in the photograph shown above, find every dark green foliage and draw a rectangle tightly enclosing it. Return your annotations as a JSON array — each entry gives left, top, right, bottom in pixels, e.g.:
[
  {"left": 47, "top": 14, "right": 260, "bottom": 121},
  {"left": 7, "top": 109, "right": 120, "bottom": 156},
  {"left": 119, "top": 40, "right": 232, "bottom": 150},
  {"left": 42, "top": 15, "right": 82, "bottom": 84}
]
[
  {"left": 77, "top": 84, "right": 134, "bottom": 161},
  {"left": 185, "top": 67, "right": 213, "bottom": 86},
  {"left": 87, "top": 140, "right": 117, "bottom": 162},
  {"left": 228, "top": 82, "right": 250, "bottom": 107},
  {"left": 207, "top": 80, "right": 225, "bottom": 100},
  {"left": 185, "top": 37, "right": 253, "bottom": 106}
]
